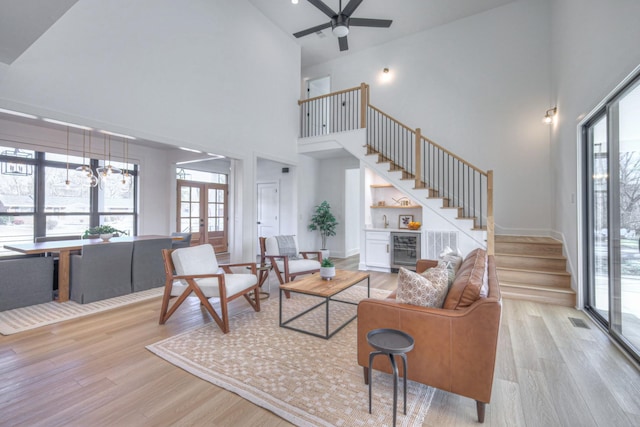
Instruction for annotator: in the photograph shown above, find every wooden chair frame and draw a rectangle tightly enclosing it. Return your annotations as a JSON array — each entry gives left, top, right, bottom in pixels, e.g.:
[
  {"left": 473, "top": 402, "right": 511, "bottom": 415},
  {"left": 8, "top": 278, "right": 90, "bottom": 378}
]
[
  {"left": 160, "top": 249, "right": 260, "bottom": 333},
  {"left": 258, "top": 237, "right": 322, "bottom": 298}
]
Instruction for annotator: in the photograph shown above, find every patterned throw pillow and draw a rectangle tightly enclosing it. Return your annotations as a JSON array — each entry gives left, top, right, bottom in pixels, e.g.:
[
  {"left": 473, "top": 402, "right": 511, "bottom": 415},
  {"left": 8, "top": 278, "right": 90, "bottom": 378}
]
[{"left": 396, "top": 267, "right": 449, "bottom": 308}]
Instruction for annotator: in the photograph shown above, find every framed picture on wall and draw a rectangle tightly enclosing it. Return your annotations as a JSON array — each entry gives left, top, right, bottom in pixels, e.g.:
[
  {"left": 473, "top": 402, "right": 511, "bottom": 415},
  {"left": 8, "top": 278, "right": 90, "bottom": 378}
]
[{"left": 398, "top": 214, "right": 413, "bottom": 229}]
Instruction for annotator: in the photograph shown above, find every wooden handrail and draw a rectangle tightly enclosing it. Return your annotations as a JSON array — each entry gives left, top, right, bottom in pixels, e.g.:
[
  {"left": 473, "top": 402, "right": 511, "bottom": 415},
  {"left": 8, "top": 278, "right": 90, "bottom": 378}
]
[
  {"left": 420, "top": 135, "right": 487, "bottom": 176},
  {"left": 487, "top": 170, "right": 494, "bottom": 255},
  {"left": 367, "top": 104, "right": 416, "bottom": 133},
  {"left": 414, "top": 128, "right": 422, "bottom": 189},
  {"left": 298, "top": 84, "right": 365, "bottom": 105},
  {"left": 360, "top": 82, "right": 367, "bottom": 129},
  {"left": 369, "top": 102, "right": 486, "bottom": 176}
]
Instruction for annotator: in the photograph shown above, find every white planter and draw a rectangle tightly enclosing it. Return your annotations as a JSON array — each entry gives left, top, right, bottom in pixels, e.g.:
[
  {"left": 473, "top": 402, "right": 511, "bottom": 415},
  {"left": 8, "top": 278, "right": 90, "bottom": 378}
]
[
  {"left": 100, "top": 233, "right": 113, "bottom": 242},
  {"left": 320, "top": 266, "right": 336, "bottom": 280}
]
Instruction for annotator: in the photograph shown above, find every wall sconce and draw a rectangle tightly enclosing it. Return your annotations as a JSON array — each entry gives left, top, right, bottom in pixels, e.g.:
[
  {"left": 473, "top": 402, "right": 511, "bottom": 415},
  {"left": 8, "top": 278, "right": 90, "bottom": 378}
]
[
  {"left": 543, "top": 107, "right": 557, "bottom": 124},
  {"left": 380, "top": 67, "right": 392, "bottom": 83}
]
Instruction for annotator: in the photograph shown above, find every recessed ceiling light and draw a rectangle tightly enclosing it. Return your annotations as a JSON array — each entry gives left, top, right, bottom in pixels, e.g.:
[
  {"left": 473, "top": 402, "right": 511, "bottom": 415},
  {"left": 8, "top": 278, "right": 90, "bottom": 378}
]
[
  {"left": 42, "top": 118, "right": 93, "bottom": 130},
  {"left": 99, "top": 130, "right": 136, "bottom": 140},
  {"left": 0, "top": 108, "right": 38, "bottom": 119},
  {"left": 207, "top": 153, "right": 225, "bottom": 159}
]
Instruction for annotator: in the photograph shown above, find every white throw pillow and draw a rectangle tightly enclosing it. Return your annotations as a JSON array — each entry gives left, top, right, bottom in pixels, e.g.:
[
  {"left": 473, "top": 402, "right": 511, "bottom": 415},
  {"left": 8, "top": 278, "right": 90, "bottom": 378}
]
[
  {"left": 397, "top": 267, "right": 448, "bottom": 308},
  {"left": 438, "top": 246, "right": 463, "bottom": 285}
]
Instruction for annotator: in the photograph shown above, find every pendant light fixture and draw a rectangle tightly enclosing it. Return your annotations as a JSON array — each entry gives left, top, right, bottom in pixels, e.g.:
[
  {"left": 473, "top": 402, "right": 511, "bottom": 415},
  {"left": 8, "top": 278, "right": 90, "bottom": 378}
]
[
  {"left": 118, "top": 136, "right": 132, "bottom": 194},
  {"left": 96, "top": 134, "right": 121, "bottom": 189},
  {"left": 76, "top": 130, "right": 97, "bottom": 187},
  {"left": 64, "top": 126, "right": 72, "bottom": 189}
]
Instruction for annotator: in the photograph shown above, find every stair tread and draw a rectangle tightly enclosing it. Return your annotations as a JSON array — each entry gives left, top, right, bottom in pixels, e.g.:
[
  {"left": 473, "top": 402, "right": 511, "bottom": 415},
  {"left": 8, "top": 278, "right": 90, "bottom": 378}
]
[
  {"left": 500, "top": 281, "right": 576, "bottom": 294},
  {"left": 497, "top": 266, "right": 571, "bottom": 276},
  {"left": 495, "top": 252, "right": 566, "bottom": 261},
  {"left": 495, "top": 235, "right": 562, "bottom": 245}
]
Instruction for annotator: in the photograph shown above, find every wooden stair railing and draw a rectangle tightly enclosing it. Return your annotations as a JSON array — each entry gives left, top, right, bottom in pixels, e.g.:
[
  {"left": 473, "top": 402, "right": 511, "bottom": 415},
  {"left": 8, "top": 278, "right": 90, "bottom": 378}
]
[{"left": 298, "top": 82, "right": 494, "bottom": 255}]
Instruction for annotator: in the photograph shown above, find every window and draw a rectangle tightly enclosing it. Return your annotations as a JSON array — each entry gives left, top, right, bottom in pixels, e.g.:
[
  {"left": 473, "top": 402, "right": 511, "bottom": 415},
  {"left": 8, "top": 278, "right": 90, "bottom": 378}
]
[
  {"left": 583, "top": 69, "right": 640, "bottom": 363},
  {"left": 0, "top": 146, "right": 138, "bottom": 256}
]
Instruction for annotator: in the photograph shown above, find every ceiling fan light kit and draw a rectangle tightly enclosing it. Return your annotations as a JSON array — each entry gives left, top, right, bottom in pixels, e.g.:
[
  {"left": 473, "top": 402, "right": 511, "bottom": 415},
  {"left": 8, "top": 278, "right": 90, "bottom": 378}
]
[{"left": 294, "top": 0, "right": 392, "bottom": 52}]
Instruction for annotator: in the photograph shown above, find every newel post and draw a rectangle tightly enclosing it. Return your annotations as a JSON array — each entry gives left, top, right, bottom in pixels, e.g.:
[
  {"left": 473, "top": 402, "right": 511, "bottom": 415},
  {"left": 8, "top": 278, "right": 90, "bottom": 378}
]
[
  {"left": 487, "top": 170, "right": 494, "bottom": 256},
  {"left": 414, "top": 128, "right": 422, "bottom": 189},
  {"left": 360, "top": 82, "right": 367, "bottom": 129}
]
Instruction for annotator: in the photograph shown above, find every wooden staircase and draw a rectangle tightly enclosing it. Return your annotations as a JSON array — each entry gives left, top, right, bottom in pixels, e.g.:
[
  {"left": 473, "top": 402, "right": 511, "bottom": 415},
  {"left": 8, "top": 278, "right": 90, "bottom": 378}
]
[{"left": 495, "top": 235, "right": 575, "bottom": 307}]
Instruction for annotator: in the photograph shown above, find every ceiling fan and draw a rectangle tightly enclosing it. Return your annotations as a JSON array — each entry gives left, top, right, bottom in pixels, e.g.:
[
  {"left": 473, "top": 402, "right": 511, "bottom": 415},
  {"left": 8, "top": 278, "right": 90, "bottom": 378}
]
[{"left": 293, "top": 0, "right": 393, "bottom": 52}]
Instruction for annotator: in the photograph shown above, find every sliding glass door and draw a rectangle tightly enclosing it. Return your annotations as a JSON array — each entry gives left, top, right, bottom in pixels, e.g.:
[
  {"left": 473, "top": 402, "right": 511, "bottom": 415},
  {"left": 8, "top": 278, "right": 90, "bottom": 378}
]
[{"left": 585, "top": 74, "right": 640, "bottom": 361}]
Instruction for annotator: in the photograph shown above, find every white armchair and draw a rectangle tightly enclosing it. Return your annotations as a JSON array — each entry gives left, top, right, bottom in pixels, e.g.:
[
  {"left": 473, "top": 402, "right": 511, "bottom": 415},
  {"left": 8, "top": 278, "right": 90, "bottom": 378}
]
[
  {"left": 259, "top": 236, "right": 322, "bottom": 297},
  {"left": 160, "top": 244, "right": 260, "bottom": 333}
]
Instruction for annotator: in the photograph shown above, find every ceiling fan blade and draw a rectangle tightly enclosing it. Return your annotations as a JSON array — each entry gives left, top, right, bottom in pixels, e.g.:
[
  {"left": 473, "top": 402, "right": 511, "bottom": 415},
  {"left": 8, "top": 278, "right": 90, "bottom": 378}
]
[
  {"left": 307, "top": 0, "right": 337, "bottom": 18},
  {"left": 341, "top": 0, "right": 363, "bottom": 17},
  {"left": 338, "top": 36, "right": 348, "bottom": 51},
  {"left": 293, "top": 22, "right": 332, "bottom": 38},
  {"left": 348, "top": 18, "right": 393, "bottom": 28}
]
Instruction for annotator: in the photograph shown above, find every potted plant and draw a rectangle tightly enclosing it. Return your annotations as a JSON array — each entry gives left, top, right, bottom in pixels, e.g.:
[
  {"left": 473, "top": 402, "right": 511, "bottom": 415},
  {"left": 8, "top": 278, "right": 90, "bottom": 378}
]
[
  {"left": 83, "top": 225, "right": 128, "bottom": 242},
  {"left": 320, "top": 258, "right": 336, "bottom": 280},
  {"left": 308, "top": 201, "right": 338, "bottom": 257}
]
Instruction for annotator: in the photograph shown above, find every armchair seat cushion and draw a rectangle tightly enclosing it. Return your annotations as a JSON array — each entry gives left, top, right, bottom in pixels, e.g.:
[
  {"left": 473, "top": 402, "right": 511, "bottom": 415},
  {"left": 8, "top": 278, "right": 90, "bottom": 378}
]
[
  {"left": 171, "top": 273, "right": 258, "bottom": 298},
  {"left": 274, "top": 258, "right": 321, "bottom": 274}
]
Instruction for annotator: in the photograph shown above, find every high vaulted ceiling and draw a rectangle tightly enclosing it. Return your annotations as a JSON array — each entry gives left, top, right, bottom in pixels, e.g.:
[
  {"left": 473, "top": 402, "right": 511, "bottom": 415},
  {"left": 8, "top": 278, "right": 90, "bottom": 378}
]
[
  {"left": 248, "top": 0, "right": 515, "bottom": 67},
  {"left": 0, "top": 0, "right": 515, "bottom": 68}
]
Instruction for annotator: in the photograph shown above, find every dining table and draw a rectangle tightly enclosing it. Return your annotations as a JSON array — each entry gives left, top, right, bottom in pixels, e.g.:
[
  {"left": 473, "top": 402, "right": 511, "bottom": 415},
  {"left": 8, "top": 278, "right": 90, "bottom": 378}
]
[{"left": 3, "top": 235, "right": 181, "bottom": 303}]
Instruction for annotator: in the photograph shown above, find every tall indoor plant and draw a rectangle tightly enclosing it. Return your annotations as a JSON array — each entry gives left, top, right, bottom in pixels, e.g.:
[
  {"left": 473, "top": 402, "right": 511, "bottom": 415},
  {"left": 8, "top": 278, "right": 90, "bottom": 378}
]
[{"left": 308, "top": 201, "right": 338, "bottom": 251}]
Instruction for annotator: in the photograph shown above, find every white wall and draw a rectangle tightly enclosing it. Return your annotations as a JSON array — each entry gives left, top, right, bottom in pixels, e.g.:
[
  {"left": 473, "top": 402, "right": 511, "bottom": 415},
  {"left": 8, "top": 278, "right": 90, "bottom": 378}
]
[
  {"left": 344, "top": 168, "right": 360, "bottom": 257},
  {"left": 296, "top": 154, "right": 319, "bottom": 252},
  {"left": 313, "top": 155, "right": 360, "bottom": 257},
  {"left": 550, "top": 0, "right": 640, "bottom": 297},
  {"left": 0, "top": 0, "right": 302, "bottom": 260},
  {"left": 302, "top": 0, "right": 553, "bottom": 236}
]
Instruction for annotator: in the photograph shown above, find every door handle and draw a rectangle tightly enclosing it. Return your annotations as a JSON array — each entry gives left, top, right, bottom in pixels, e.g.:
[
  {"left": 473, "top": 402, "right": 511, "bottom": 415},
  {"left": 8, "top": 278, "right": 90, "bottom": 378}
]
[
  {"left": 386, "top": 244, "right": 389, "bottom": 253},
  {"left": 257, "top": 221, "right": 261, "bottom": 224}
]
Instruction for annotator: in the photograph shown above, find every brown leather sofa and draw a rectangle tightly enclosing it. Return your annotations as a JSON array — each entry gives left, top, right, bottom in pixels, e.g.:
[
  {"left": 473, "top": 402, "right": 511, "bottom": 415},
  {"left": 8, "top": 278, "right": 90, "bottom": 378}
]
[{"left": 357, "top": 249, "right": 501, "bottom": 423}]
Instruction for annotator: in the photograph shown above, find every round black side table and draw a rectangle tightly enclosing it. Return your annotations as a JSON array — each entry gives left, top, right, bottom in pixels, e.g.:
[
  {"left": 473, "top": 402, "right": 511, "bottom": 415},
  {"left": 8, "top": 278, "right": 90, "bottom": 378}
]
[{"left": 367, "top": 328, "right": 415, "bottom": 426}]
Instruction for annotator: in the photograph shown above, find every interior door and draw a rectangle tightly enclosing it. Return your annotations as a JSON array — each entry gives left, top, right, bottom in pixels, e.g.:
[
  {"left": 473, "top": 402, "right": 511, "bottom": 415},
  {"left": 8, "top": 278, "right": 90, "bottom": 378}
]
[
  {"left": 257, "top": 181, "right": 279, "bottom": 245},
  {"left": 177, "top": 180, "right": 228, "bottom": 252},
  {"left": 307, "top": 76, "right": 331, "bottom": 135}
]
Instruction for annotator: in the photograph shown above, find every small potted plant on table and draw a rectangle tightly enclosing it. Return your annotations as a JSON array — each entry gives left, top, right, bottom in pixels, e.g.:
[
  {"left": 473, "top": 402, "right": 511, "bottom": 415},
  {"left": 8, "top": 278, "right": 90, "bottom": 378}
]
[
  {"left": 84, "top": 225, "right": 128, "bottom": 242},
  {"left": 320, "top": 258, "right": 336, "bottom": 281}
]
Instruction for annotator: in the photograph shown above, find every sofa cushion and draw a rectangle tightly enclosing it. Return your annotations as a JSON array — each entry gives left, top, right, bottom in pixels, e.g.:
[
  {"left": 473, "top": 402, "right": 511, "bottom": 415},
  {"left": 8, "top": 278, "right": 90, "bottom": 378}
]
[
  {"left": 443, "top": 248, "right": 487, "bottom": 310},
  {"left": 396, "top": 267, "right": 448, "bottom": 308},
  {"left": 439, "top": 247, "right": 463, "bottom": 286}
]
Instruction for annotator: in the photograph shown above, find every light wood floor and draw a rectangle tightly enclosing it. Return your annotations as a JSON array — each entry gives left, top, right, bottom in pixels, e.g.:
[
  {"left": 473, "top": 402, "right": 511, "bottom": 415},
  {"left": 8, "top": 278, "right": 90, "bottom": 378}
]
[{"left": 1, "top": 256, "right": 639, "bottom": 426}]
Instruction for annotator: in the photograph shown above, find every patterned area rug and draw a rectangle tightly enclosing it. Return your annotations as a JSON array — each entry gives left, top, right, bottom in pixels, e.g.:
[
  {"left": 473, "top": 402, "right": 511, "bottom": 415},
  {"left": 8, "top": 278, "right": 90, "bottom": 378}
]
[
  {"left": 147, "top": 286, "right": 434, "bottom": 426},
  {"left": 0, "top": 287, "right": 164, "bottom": 335}
]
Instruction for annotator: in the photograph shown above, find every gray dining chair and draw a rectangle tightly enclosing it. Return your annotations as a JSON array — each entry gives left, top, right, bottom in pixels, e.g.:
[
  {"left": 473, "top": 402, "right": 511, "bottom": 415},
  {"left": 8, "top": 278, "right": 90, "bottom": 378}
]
[
  {"left": 0, "top": 256, "right": 54, "bottom": 310},
  {"left": 70, "top": 242, "right": 134, "bottom": 304},
  {"left": 131, "top": 237, "right": 172, "bottom": 292},
  {"left": 171, "top": 232, "right": 192, "bottom": 249}
]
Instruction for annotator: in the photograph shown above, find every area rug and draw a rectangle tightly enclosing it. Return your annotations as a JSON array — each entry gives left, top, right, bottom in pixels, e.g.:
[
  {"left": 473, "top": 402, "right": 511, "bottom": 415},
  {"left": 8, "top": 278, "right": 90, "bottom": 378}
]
[
  {"left": 147, "top": 286, "right": 434, "bottom": 426},
  {"left": 0, "top": 287, "right": 164, "bottom": 335}
]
